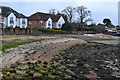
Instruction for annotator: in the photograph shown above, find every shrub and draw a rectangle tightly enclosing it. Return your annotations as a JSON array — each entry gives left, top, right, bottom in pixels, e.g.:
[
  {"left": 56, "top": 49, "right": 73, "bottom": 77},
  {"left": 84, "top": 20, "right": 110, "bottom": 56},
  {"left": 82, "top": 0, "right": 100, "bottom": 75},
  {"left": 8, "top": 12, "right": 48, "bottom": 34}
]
[
  {"left": 37, "top": 27, "right": 46, "bottom": 31},
  {"left": 61, "top": 23, "right": 73, "bottom": 32}
]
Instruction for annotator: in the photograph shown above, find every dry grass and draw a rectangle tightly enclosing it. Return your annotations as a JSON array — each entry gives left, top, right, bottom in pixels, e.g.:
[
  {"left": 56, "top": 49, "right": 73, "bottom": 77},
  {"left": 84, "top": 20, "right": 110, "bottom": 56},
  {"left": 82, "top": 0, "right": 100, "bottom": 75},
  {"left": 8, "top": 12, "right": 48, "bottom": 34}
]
[{"left": 1, "top": 35, "right": 55, "bottom": 41}]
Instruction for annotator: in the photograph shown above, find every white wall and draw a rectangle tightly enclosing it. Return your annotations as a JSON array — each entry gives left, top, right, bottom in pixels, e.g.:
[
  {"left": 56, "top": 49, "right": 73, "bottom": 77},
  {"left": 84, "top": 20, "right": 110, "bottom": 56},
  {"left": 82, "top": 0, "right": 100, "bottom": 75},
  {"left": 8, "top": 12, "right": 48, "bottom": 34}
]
[
  {"left": 7, "top": 13, "right": 16, "bottom": 28},
  {"left": 16, "top": 18, "right": 20, "bottom": 27},
  {"left": 20, "top": 18, "right": 23, "bottom": 28},
  {"left": 56, "top": 16, "right": 65, "bottom": 28},
  {"left": 24, "top": 18, "right": 27, "bottom": 28},
  {"left": 0, "top": 8, "right": 1, "bottom": 14},
  {"left": 4, "top": 13, "right": 27, "bottom": 28},
  {"left": 46, "top": 18, "right": 52, "bottom": 29},
  {"left": 16, "top": 18, "right": 27, "bottom": 28}
]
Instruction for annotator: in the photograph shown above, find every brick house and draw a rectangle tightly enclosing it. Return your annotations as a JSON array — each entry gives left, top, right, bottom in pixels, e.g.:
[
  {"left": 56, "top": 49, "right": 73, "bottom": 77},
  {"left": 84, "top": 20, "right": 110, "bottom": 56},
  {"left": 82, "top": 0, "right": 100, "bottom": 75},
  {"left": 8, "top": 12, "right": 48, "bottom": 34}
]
[{"left": 28, "top": 12, "right": 65, "bottom": 29}]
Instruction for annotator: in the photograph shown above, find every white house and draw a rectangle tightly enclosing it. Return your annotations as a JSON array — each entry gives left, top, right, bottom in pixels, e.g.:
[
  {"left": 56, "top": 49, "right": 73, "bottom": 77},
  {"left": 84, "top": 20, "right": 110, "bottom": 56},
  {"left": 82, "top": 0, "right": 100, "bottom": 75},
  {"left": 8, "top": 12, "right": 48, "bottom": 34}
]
[
  {"left": 46, "top": 17, "right": 52, "bottom": 29},
  {"left": 28, "top": 12, "right": 65, "bottom": 29},
  {"left": 0, "top": 6, "right": 27, "bottom": 28},
  {"left": 55, "top": 16, "right": 65, "bottom": 29}
]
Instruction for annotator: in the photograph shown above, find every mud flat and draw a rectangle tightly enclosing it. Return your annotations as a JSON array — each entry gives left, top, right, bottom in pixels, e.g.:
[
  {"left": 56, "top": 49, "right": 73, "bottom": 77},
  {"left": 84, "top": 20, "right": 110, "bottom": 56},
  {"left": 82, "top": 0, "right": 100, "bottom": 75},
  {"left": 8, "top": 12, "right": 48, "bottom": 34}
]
[{"left": 55, "top": 42, "right": 120, "bottom": 79}]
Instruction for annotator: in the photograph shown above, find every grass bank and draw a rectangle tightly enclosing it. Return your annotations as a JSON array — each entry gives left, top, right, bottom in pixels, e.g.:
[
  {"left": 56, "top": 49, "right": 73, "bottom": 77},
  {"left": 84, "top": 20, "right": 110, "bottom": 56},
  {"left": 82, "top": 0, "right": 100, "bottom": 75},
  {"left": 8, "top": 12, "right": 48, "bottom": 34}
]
[
  {"left": 1, "top": 35, "right": 58, "bottom": 52},
  {"left": 2, "top": 39, "right": 43, "bottom": 52}
]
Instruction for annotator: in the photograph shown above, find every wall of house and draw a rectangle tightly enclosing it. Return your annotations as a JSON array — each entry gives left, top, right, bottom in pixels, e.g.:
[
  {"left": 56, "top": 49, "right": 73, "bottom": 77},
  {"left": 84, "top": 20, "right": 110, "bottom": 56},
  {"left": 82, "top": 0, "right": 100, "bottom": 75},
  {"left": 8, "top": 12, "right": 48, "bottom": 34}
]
[
  {"left": 28, "top": 20, "right": 50, "bottom": 29},
  {"left": 28, "top": 20, "right": 40, "bottom": 28},
  {"left": 0, "top": 15, "right": 2, "bottom": 23},
  {"left": 24, "top": 18, "right": 27, "bottom": 28},
  {"left": 46, "top": 18, "right": 52, "bottom": 29},
  {"left": 20, "top": 18, "right": 27, "bottom": 28},
  {"left": 0, "top": 15, "right": 4, "bottom": 28},
  {"left": 56, "top": 16, "right": 65, "bottom": 28},
  {"left": 7, "top": 13, "right": 16, "bottom": 28},
  {"left": 41, "top": 21, "right": 46, "bottom": 28},
  {"left": 52, "top": 22, "right": 57, "bottom": 28},
  {"left": 0, "top": 8, "right": 1, "bottom": 14},
  {"left": 4, "top": 17, "right": 27, "bottom": 28},
  {"left": 20, "top": 18, "right": 23, "bottom": 28},
  {"left": 16, "top": 18, "right": 20, "bottom": 27}
]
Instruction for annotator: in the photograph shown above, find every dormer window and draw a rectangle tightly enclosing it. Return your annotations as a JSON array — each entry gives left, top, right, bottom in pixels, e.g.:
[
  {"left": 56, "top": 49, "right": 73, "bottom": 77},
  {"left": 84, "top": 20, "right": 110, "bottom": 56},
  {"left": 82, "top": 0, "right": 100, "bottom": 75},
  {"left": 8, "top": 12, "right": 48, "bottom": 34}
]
[{"left": 10, "top": 17, "right": 14, "bottom": 24}]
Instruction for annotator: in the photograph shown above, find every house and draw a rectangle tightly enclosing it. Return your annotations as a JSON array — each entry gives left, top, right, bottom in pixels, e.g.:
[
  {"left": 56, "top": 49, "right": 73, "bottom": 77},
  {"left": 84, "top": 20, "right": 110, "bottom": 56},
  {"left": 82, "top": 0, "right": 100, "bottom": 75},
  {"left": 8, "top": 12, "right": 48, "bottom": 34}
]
[
  {"left": 0, "top": 6, "right": 27, "bottom": 29},
  {"left": 28, "top": 12, "right": 65, "bottom": 29},
  {"left": 106, "top": 25, "right": 117, "bottom": 33}
]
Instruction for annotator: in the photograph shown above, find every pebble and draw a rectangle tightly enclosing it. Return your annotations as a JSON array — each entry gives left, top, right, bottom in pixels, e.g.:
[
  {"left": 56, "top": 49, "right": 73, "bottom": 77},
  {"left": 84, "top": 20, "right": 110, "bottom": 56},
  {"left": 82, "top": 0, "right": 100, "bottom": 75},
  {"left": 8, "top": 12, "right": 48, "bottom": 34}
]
[{"left": 16, "top": 70, "right": 26, "bottom": 75}]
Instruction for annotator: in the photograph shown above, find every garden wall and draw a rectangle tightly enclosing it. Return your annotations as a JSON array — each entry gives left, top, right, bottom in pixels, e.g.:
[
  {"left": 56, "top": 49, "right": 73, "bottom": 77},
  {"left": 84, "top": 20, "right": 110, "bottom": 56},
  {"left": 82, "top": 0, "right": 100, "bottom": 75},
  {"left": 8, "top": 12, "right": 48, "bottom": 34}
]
[{"left": 2, "top": 28, "right": 39, "bottom": 35}]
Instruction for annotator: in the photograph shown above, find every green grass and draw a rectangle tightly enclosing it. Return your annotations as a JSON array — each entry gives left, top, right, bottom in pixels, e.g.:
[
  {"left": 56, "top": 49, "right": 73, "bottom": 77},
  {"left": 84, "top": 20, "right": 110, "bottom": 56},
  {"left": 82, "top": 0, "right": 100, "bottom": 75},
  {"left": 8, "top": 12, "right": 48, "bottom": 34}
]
[
  {"left": 46, "top": 29, "right": 61, "bottom": 32},
  {"left": 2, "top": 60, "right": 73, "bottom": 80},
  {"left": 38, "top": 28, "right": 70, "bottom": 34},
  {"left": 1, "top": 37, "right": 60, "bottom": 52},
  {"left": 2, "top": 40, "right": 43, "bottom": 52},
  {"left": 1, "top": 37, "right": 58, "bottom": 52}
]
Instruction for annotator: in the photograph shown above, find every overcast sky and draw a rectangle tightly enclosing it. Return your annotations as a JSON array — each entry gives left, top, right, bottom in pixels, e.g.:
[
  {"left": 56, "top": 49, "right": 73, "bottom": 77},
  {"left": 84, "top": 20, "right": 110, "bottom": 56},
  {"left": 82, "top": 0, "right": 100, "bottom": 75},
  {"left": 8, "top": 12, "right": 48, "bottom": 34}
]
[{"left": 1, "top": 0, "right": 119, "bottom": 25}]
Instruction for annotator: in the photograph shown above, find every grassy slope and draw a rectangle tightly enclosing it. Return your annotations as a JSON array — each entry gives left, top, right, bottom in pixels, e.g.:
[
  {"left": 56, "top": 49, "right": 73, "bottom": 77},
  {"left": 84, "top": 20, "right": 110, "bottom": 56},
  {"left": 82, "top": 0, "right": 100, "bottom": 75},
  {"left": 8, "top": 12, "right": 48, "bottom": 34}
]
[
  {"left": 1, "top": 35, "right": 57, "bottom": 52},
  {"left": 2, "top": 40, "right": 43, "bottom": 51}
]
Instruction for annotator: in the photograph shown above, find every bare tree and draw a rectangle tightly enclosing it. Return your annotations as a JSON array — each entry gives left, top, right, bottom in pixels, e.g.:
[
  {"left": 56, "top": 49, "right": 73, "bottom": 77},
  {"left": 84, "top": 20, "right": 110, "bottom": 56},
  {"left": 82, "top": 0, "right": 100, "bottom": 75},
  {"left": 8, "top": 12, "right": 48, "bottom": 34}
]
[
  {"left": 57, "top": 11, "right": 60, "bottom": 15},
  {"left": 49, "top": 9, "right": 56, "bottom": 15},
  {"left": 76, "top": 6, "right": 92, "bottom": 27},
  {"left": 62, "top": 6, "right": 75, "bottom": 23}
]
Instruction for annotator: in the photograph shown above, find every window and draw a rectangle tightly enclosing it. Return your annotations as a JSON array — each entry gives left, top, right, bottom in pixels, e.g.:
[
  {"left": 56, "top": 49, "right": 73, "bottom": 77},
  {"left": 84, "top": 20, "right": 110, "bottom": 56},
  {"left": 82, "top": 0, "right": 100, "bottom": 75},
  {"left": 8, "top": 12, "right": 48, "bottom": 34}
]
[
  {"left": 48, "top": 21, "right": 51, "bottom": 26},
  {"left": 29, "top": 21, "right": 32, "bottom": 25},
  {"left": 58, "top": 22, "right": 61, "bottom": 27},
  {"left": 22, "top": 19, "right": 25, "bottom": 25},
  {"left": 10, "top": 17, "right": 14, "bottom": 24},
  {"left": 40, "top": 20, "right": 43, "bottom": 26}
]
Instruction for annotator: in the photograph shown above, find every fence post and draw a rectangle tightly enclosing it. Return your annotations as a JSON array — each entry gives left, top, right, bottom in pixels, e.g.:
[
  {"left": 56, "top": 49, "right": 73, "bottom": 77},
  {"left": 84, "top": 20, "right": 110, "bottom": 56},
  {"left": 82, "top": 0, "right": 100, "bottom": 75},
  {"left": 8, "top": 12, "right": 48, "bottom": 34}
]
[{"left": 13, "top": 28, "right": 15, "bottom": 34}]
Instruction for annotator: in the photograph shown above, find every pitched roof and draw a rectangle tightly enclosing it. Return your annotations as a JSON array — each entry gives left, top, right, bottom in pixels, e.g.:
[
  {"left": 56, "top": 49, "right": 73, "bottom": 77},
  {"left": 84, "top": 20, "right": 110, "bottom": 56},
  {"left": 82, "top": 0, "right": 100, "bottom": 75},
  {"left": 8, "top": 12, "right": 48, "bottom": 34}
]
[
  {"left": 28, "top": 12, "right": 62, "bottom": 22},
  {"left": 0, "top": 6, "right": 26, "bottom": 18}
]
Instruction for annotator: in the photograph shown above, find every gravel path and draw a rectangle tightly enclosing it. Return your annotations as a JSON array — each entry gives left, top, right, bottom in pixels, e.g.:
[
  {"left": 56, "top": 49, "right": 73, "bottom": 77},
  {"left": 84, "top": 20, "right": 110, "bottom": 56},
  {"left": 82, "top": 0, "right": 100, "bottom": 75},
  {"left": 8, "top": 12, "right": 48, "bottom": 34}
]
[{"left": 1, "top": 38, "right": 86, "bottom": 68}]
